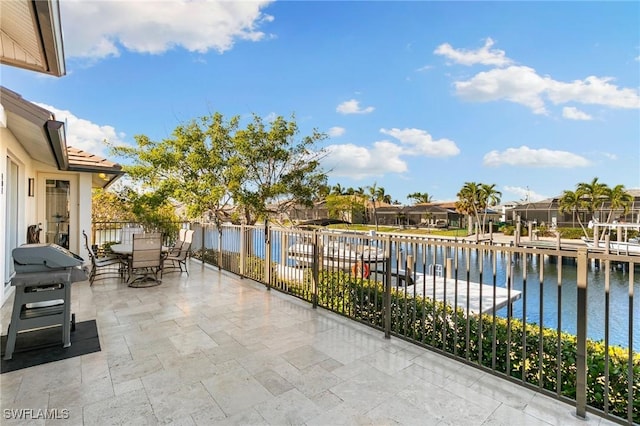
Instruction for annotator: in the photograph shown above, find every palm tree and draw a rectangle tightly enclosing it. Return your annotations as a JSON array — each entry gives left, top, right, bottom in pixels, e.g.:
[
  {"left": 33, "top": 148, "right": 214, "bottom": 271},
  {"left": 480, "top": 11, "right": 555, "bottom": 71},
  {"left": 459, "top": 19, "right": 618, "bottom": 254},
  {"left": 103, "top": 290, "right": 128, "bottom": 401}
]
[
  {"left": 331, "top": 183, "right": 346, "bottom": 195},
  {"left": 456, "top": 182, "right": 482, "bottom": 235},
  {"left": 576, "top": 177, "right": 608, "bottom": 223},
  {"left": 407, "top": 192, "right": 433, "bottom": 204},
  {"left": 600, "top": 184, "right": 632, "bottom": 239},
  {"left": 367, "top": 182, "right": 380, "bottom": 231},
  {"left": 558, "top": 190, "right": 588, "bottom": 236},
  {"left": 375, "top": 186, "right": 391, "bottom": 204},
  {"left": 480, "top": 183, "right": 502, "bottom": 234}
]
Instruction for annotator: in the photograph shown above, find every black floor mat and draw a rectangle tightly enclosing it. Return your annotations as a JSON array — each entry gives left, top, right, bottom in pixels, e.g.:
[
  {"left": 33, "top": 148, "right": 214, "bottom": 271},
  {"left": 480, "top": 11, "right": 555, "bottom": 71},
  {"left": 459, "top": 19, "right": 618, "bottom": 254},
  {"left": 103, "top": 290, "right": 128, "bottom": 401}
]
[{"left": 1, "top": 320, "right": 101, "bottom": 373}]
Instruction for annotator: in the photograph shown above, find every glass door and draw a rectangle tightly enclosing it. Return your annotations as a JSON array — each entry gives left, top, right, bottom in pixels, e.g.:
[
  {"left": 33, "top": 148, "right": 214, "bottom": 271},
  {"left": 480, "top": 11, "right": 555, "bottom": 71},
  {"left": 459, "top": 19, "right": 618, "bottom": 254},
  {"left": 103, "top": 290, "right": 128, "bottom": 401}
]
[{"left": 44, "top": 178, "right": 72, "bottom": 249}]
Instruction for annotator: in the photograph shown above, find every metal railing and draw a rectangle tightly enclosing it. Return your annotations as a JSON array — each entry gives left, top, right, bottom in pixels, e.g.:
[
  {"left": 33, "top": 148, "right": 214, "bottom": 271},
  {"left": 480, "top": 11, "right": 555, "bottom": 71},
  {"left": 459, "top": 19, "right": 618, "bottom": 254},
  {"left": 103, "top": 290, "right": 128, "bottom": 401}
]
[
  {"left": 91, "top": 221, "right": 639, "bottom": 424},
  {"left": 90, "top": 221, "right": 190, "bottom": 249}
]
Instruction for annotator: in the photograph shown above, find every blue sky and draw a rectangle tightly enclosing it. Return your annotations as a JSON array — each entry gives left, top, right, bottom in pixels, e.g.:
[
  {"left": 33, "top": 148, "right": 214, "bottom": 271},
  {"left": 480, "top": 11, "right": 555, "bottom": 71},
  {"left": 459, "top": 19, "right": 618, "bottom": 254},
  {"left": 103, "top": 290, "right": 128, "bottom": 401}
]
[{"left": 3, "top": 1, "right": 639, "bottom": 204}]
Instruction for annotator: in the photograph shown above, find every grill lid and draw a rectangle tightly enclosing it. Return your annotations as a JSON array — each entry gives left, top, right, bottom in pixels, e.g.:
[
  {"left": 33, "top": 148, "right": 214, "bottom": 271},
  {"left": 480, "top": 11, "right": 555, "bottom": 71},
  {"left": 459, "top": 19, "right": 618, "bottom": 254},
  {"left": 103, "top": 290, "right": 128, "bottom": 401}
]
[{"left": 13, "top": 243, "right": 84, "bottom": 272}]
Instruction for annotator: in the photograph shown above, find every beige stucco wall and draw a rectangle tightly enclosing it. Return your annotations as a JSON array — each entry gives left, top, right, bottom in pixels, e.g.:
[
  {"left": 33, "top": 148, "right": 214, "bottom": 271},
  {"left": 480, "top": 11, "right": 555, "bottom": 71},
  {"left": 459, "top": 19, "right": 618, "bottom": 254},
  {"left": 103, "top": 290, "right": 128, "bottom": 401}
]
[{"left": 0, "top": 126, "right": 93, "bottom": 306}]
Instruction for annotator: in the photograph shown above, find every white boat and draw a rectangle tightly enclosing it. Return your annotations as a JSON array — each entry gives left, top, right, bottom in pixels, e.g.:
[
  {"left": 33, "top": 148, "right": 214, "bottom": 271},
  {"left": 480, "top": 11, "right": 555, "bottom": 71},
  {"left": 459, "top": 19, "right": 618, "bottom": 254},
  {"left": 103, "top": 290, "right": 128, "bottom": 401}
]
[
  {"left": 287, "top": 240, "right": 387, "bottom": 274},
  {"left": 581, "top": 237, "right": 640, "bottom": 255}
]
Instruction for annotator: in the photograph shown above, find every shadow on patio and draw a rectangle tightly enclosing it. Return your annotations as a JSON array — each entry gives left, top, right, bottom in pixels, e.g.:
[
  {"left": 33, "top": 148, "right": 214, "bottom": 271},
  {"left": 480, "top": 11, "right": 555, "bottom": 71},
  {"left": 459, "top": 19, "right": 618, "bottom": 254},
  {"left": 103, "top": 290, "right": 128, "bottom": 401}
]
[{"left": 1, "top": 260, "right": 614, "bottom": 425}]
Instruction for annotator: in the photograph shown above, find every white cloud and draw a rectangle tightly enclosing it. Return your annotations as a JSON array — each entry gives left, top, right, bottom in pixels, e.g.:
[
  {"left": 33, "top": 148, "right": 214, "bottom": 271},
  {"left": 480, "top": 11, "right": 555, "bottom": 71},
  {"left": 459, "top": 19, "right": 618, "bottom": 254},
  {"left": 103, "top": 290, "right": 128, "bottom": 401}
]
[
  {"left": 451, "top": 65, "right": 639, "bottom": 115},
  {"left": 434, "top": 37, "right": 513, "bottom": 67},
  {"left": 60, "top": 1, "right": 274, "bottom": 60},
  {"left": 327, "top": 126, "right": 345, "bottom": 137},
  {"left": 562, "top": 107, "right": 592, "bottom": 121},
  {"left": 264, "top": 112, "right": 278, "bottom": 123},
  {"left": 546, "top": 76, "right": 640, "bottom": 109},
  {"left": 35, "top": 103, "right": 127, "bottom": 158},
  {"left": 482, "top": 146, "right": 591, "bottom": 169},
  {"left": 454, "top": 66, "right": 640, "bottom": 114},
  {"left": 321, "top": 126, "right": 459, "bottom": 180},
  {"left": 416, "top": 65, "right": 434, "bottom": 72},
  {"left": 455, "top": 66, "right": 550, "bottom": 114},
  {"left": 503, "top": 186, "right": 548, "bottom": 202},
  {"left": 322, "top": 142, "right": 407, "bottom": 179},
  {"left": 600, "top": 152, "right": 618, "bottom": 160},
  {"left": 483, "top": 146, "right": 591, "bottom": 168},
  {"left": 379, "top": 128, "right": 460, "bottom": 157},
  {"left": 336, "top": 99, "right": 375, "bottom": 115}
]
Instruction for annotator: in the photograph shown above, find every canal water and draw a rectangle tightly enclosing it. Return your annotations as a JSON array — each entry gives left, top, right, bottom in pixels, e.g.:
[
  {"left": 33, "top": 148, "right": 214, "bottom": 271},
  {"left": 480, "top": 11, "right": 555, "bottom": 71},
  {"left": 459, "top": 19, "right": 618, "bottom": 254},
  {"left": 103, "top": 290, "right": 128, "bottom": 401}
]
[{"left": 392, "top": 242, "right": 639, "bottom": 352}]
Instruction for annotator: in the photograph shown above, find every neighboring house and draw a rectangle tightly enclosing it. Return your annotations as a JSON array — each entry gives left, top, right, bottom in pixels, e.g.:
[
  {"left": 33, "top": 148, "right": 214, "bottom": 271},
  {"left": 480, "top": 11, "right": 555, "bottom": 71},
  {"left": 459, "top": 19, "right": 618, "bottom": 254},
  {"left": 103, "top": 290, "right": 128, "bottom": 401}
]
[
  {"left": 512, "top": 189, "right": 640, "bottom": 229},
  {"left": 280, "top": 201, "right": 330, "bottom": 223},
  {"left": 496, "top": 201, "right": 520, "bottom": 223},
  {"left": 0, "top": 1, "right": 124, "bottom": 305}
]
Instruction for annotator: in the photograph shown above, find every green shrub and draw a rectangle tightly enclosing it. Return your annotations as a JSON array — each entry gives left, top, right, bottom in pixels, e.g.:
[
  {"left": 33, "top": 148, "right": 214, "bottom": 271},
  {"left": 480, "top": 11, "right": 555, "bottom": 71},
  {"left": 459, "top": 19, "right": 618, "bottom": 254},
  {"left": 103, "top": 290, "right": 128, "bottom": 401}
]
[
  {"left": 557, "top": 227, "right": 593, "bottom": 239},
  {"left": 501, "top": 225, "right": 528, "bottom": 236}
]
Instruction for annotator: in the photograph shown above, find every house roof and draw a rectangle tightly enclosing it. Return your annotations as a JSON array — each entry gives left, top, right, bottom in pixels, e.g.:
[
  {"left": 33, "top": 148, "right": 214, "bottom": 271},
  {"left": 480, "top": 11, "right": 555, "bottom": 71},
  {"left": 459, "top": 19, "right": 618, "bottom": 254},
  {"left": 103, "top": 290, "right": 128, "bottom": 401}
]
[
  {"left": 67, "top": 147, "right": 124, "bottom": 188},
  {"left": 1, "top": 86, "right": 123, "bottom": 188},
  {"left": 1, "top": 86, "right": 67, "bottom": 169},
  {"left": 0, "top": 0, "right": 65, "bottom": 76}
]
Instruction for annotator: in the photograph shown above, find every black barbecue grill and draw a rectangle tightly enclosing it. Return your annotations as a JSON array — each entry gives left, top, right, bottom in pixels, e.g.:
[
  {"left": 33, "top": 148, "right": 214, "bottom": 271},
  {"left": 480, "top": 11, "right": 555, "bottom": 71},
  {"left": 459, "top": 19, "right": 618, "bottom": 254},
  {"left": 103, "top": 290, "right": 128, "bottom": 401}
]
[{"left": 3, "top": 243, "right": 89, "bottom": 360}]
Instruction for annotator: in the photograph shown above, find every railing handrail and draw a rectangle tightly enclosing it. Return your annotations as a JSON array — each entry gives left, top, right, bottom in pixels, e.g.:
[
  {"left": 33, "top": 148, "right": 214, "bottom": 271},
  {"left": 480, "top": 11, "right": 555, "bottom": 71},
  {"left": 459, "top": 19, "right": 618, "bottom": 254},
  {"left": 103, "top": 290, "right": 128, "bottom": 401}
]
[{"left": 91, "top": 220, "right": 639, "bottom": 424}]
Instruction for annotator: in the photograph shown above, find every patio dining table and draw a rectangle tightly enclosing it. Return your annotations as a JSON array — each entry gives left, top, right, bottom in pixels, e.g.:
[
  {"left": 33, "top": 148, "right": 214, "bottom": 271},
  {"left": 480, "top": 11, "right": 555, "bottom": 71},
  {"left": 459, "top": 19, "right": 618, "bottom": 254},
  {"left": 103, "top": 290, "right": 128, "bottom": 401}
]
[
  {"left": 110, "top": 243, "right": 171, "bottom": 285},
  {"left": 110, "top": 244, "right": 171, "bottom": 256}
]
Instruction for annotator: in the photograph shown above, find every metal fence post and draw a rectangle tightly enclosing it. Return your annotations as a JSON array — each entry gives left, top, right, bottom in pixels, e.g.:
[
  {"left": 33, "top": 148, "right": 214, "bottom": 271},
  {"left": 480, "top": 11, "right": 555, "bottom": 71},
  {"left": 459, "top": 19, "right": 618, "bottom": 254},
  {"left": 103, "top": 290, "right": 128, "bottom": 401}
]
[
  {"left": 312, "top": 230, "right": 319, "bottom": 308},
  {"left": 384, "top": 235, "right": 392, "bottom": 339},
  {"left": 264, "top": 222, "right": 271, "bottom": 290},
  {"left": 239, "top": 224, "right": 245, "bottom": 278},
  {"left": 200, "top": 223, "right": 205, "bottom": 270},
  {"left": 576, "top": 248, "right": 588, "bottom": 419},
  {"left": 217, "top": 225, "right": 223, "bottom": 270}
]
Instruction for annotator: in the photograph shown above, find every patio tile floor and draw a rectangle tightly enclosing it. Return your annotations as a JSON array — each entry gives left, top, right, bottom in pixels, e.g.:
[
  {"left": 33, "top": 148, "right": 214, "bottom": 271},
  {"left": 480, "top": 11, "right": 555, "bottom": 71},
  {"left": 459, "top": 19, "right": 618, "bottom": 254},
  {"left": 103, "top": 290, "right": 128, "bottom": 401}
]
[{"left": 0, "top": 261, "right": 617, "bottom": 425}]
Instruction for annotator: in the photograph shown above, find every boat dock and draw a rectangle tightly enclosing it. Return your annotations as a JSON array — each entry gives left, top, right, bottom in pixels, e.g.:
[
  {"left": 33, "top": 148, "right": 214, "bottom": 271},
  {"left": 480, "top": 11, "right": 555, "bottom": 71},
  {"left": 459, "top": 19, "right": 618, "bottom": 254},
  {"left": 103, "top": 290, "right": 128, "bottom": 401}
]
[
  {"left": 275, "top": 265, "right": 522, "bottom": 315},
  {"left": 371, "top": 269, "right": 522, "bottom": 314}
]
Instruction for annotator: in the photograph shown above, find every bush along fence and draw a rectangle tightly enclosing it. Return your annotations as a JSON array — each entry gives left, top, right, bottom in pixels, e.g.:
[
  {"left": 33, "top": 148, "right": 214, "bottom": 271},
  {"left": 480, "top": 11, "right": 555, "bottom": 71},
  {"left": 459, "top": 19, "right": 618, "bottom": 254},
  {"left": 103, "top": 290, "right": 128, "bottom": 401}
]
[{"left": 122, "top": 222, "right": 639, "bottom": 424}]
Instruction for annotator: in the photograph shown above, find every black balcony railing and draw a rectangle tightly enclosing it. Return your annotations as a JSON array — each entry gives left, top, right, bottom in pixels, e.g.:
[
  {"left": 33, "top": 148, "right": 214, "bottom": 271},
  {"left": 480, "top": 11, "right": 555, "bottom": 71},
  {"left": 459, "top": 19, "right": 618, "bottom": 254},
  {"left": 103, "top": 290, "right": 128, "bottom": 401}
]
[{"left": 90, "top": 221, "right": 639, "bottom": 424}]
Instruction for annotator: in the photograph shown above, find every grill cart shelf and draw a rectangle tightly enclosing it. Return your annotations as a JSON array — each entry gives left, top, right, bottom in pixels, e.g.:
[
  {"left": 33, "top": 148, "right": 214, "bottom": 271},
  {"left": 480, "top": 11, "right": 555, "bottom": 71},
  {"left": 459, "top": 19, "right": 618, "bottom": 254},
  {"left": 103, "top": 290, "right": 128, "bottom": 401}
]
[{"left": 4, "top": 244, "right": 88, "bottom": 360}]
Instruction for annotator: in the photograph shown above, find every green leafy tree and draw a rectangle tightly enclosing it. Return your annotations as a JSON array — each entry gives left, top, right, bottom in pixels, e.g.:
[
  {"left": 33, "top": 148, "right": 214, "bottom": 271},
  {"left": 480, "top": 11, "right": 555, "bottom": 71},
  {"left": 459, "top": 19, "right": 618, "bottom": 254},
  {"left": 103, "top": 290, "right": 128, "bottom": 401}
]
[
  {"left": 91, "top": 188, "right": 135, "bottom": 225},
  {"left": 407, "top": 192, "right": 433, "bottom": 204},
  {"left": 316, "top": 184, "right": 331, "bottom": 201},
  {"left": 111, "top": 113, "right": 238, "bottom": 226},
  {"left": 325, "top": 194, "right": 364, "bottom": 223},
  {"left": 232, "top": 114, "right": 328, "bottom": 224},
  {"left": 91, "top": 187, "right": 179, "bottom": 239},
  {"left": 111, "top": 113, "right": 328, "bottom": 226}
]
